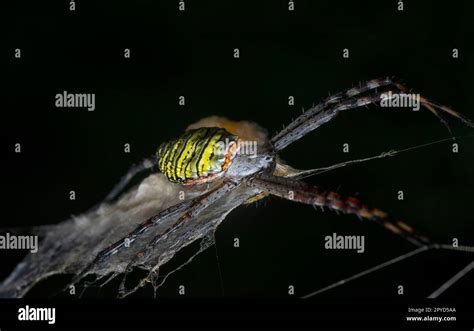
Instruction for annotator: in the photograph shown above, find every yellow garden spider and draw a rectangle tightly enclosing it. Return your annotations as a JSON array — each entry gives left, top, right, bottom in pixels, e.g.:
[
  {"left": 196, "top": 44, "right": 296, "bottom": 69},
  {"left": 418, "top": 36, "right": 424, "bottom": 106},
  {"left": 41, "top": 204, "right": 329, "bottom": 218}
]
[
  {"left": 66, "top": 76, "right": 473, "bottom": 297},
  {"left": 2, "top": 77, "right": 471, "bottom": 299}
]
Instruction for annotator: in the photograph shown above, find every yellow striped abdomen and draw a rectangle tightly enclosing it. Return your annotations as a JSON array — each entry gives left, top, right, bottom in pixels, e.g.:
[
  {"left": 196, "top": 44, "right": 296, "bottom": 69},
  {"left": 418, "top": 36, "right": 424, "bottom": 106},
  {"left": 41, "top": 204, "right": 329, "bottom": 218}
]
[{"left": 156, "top": 127, "right": 239, "bottom": 185}]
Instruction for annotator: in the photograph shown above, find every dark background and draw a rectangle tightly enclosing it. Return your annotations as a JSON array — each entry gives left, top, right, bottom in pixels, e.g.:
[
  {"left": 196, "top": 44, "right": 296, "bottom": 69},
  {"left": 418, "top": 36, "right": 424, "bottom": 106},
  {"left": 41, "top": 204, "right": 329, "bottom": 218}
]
[{"left": 2, "top": 0, "right": 474, "bottom": 300}]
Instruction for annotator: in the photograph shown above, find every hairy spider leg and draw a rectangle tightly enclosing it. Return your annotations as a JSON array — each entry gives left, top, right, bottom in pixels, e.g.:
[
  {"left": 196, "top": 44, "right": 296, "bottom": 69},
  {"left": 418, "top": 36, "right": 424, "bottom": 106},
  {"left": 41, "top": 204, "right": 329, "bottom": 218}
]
[
  {"left": 69, "top": 197, "right": 195, "bottom": 287},
  {"left": 71, "top": 180, "right": 239, "bottom": 292},
  {"left": 271, "top": 77, "right": 396, "bottom": 150},
  {"left": 248, "top": 174, "right": 431, "bottom": 247},
  {"left": 271, "top": 78, "right": 473, "bottom": 151},
  {"left": 95, "top": 199, "right": 194, "bottom": 263},
  {"left": 117, "top": 180, "right": 239, "bottom": 297}
]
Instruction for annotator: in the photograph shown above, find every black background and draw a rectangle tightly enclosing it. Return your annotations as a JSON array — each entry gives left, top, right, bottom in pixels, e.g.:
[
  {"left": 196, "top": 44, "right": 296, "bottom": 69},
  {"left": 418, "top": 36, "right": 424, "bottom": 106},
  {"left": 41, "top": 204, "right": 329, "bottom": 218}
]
[{"left": 2, "top": 0, "right": 474, "bottom": 312}]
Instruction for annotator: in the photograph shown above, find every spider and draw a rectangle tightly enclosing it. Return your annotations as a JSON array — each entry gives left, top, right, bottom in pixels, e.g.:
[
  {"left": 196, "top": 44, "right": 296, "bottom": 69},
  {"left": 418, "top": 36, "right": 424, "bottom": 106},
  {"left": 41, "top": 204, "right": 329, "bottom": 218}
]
[{"left": 72, "top": 77, "right": 473, "bottom": 291}]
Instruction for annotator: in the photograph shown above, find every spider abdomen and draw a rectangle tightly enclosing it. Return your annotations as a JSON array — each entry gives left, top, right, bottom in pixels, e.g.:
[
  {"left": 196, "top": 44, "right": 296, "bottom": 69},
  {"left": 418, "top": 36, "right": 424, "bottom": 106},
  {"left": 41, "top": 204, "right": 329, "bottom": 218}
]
[{"left": 156, "top": 127, "right": 239, "bottom": 185}]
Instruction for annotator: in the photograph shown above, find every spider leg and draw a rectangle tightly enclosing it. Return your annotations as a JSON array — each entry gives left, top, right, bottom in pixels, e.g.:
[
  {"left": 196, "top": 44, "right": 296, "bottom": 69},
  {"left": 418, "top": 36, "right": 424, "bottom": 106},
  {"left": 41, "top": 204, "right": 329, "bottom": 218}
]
[
  {"left": 71, "top": 179, "right": 239, "bottom": 289},
  {"left": 117, "top": 180, "right": 239, "bottom": 297},
  {"left": 248, "top": 174, "right": 431, "bottom": 247},
  {"left": 272, "top": 78, "right": 473, "bottom": 151},
  {"left": 97, "top": 180, "right": 238, "bottom": 263},
  {"left": 272, "top": 77, "right": 395, "bottom": 148},
  {"left": 95, "top": 199, "right": 193, "bottom": 263},
  {"left": 123, "top": 180, "right": 238, "bottom": 266},
  {"left": 272, "top": 88, "right": 398, "bottom": 151},
  {"left": 88, "top": 157, "right": 155, "bottom": 212},
  {"left": 69, "top": 197, "right": 195, "bottom": 287}
]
